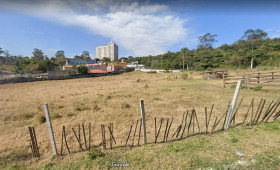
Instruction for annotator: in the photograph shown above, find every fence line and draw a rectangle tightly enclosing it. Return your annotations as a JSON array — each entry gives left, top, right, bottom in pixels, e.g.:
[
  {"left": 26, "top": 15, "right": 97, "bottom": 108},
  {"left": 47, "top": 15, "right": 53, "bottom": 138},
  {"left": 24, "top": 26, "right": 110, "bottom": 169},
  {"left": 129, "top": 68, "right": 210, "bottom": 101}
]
[
  {"left": 28, "top": 97, "right": 280, "bottom": 158},
  {"left": 223, "top": 71, "right": 280, "bottom": 88}
]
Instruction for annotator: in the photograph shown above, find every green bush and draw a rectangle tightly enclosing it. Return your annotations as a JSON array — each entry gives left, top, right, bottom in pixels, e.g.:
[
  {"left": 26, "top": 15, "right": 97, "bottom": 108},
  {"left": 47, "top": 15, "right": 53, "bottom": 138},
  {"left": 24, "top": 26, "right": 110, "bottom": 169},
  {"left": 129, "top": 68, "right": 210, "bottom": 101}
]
[
  {"left": 147, "top": 71, "right": 157, "bottom": 74},
  {"left": 181, "top": 73, "right": 188, "bottom": 79},
  {"left": 84, "top": 148, "right": 105, "bottom": 160},
  {"left": 77, "top": 65, "right": 88, "bottom": 75}
]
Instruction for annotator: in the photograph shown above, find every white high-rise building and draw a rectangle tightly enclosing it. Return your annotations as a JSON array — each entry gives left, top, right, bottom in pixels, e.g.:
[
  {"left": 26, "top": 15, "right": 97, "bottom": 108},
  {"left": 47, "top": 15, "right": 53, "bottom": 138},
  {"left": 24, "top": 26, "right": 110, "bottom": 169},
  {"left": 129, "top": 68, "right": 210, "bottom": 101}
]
[{"left": 96, "top": 41, "right": 118, "bottom": 61}]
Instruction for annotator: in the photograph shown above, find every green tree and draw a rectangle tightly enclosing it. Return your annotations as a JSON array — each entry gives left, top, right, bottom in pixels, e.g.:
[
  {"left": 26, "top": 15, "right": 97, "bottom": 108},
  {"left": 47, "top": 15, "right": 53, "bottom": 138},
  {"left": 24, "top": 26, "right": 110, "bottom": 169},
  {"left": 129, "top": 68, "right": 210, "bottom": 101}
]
[
  {"left": 181, "top": 48, "right": 189, "bottom": 71},
  {"left": 77, "top": 65, "right": 88, "bottom": 75},
  {"left": 101, "top": 57, "right": 111, "bottom": 62},
  {"left": 32, "top": 48, "right": 44, "bottom": 61},
  {"left": 241, "top": 29, "right": 267, "bottom": 41},
  {"left": 197, "top": 33, "right": 218, "bottom": 49},
  {"left": 0, "top": 47, "right": 4, "bottom": 57},
  {"left": 81, "top": 51, "right": 91, "bottom": 60},
  {"left": 54, "top": 50, "right": 66, "bottom": 67}
]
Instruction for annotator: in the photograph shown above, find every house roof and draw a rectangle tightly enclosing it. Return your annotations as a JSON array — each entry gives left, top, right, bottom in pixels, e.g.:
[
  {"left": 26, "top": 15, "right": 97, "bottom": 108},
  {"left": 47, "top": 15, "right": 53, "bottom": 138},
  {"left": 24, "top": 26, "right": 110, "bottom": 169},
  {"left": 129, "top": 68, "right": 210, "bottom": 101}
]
[{"left": 88, "top": 69, "right": 108, "bottom": 74}]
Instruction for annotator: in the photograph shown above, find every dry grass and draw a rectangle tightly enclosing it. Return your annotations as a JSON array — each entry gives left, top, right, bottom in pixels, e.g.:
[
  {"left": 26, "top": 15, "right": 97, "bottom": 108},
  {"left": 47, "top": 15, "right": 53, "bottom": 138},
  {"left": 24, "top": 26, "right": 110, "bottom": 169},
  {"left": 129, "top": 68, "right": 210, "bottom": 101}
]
[{"left": 0, "top": 70, "right": 279, "bottom": 167}]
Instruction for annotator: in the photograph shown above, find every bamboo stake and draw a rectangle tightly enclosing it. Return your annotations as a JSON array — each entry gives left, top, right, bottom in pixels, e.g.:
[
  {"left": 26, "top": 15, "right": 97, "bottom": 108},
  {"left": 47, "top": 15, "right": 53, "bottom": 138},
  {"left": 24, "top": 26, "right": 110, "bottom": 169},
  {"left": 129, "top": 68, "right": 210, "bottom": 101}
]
[
  {"left": 193, "top": 109, "right": 200, "bottom": 133},
  {"left": 63, "top": 126, "right": 70, "bottom": 153},
  {"left": 260, "top": 100, "right": 274, "bottom": 123},
  {"left": 155, "top": 118, "right": 163, "bottom": 143},
  {"left": 125, "top": 125, "right": 133, "bottom": 147},
  {"left": 242, "top": 99, "right": 254, "bottom": 125},
  {"left": 188, "top": 111, "right": 194, "bottom": 136},
  {"left": 211, "top": 117, "right": 218, "bottom": 134},
  {"left": 108, "top": 124, "right": 116, "bottom": 144},
  {"left": 82, "top": 123, "right": 87, "bottom": 150},
  {"left": 253, "top": 98, "right": 263, "bottom": 123},
  {"left": 265, "top": 100, "right": 280, "bottom": 122},
  {"left": 72, "top": 128, "right": 83, "bottom": 151},
  {"left": 255, "top": 99, "right": 266, "bottom": 124},
  {"left": 166, "top": 117, "right": 173, "bottom": 142},
  {"left": 163, "top": 118, "right": 169, "bottom": 142},
  {"left": 32, "top": 127, "right": 40, "bottom": 157},
  {"left": 132, "top": 120, "right": 139, "bottom": 146},
  {"left": 180, "top": 111, "right": 188, "bottom": 139}
]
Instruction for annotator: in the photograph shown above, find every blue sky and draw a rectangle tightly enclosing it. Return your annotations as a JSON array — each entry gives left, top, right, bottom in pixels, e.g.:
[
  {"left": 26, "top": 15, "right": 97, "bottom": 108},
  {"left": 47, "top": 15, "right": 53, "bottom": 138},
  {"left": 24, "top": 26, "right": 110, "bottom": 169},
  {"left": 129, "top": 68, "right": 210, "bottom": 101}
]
[{"left": 0, "top": 0, "right": 280, "bottom": 59}]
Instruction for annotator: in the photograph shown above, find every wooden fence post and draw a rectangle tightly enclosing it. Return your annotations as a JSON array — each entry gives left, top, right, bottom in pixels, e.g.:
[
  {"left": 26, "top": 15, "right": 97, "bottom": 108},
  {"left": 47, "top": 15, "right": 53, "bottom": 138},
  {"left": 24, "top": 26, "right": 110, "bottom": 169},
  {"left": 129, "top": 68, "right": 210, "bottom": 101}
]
[
  {"left": 247, "top": 75, "right": 250, "bottom": 90},
  {"left": 225, "top": 80, "right": 242, "bottom": 130},
  {"left": 44, "top": 104, "right": 57, "bottom": 156},
  {"left": 140, "top": 99, "right": 147, "bottom": 144}
]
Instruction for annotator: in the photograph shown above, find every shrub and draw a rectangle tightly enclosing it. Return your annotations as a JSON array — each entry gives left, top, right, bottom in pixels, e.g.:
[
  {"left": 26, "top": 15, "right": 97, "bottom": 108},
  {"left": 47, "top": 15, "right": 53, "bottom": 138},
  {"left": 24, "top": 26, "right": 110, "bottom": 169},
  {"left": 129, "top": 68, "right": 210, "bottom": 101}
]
[
  {"left": 181, "top": 73, "right": 188, "bottom": 79},
  {"left": 253, "top": 85, "right": 263, "bottom": 91},
  {"left": 147, "top": 71, "right": 157, "bottom": 74},
  {"left": 77, "top": 65, "right": 88, "bottom": 75},
  {"left": 84, "top": 148, "right": 105, "bottom": 160}
]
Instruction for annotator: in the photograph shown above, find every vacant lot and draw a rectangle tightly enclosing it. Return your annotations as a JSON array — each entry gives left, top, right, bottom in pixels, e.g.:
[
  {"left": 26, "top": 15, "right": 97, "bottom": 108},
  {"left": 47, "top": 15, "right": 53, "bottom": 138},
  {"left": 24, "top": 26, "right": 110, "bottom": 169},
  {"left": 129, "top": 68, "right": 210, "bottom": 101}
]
[{"left": 0, "top": 70, "right": 279, "bottom": 169}]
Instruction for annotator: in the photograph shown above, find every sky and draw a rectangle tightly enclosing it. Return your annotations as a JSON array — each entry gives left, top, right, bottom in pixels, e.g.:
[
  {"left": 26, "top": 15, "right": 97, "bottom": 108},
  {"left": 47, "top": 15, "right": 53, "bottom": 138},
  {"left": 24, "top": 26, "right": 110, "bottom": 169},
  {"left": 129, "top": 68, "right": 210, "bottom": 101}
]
[{"left": 0, "top": 0, "right": 280, "bottom": 59}]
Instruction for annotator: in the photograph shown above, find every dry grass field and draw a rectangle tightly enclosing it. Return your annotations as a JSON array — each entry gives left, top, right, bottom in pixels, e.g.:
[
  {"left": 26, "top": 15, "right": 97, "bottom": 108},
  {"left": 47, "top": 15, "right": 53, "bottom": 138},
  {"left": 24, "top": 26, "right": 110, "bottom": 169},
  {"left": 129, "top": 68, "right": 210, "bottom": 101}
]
[{"left": 0, "top": 70, "right": 280, "bottom": 169}]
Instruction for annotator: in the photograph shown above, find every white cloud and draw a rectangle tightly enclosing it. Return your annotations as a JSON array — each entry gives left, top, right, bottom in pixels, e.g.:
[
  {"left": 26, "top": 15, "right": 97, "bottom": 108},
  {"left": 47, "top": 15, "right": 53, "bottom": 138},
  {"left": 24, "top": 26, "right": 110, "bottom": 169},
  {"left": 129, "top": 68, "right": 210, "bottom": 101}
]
[
  {"left": 271, "top": 29, "right": 280, "bottom": 38},
  {"left": 0, "top": 0, "right": 190, "bottom": 56}
]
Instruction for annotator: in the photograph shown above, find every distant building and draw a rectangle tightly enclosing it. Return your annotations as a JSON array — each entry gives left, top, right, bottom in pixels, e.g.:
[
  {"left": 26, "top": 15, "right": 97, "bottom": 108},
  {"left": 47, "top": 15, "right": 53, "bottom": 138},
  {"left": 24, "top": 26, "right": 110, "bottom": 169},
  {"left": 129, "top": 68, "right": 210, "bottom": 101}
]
[
  {"left": 96, "top": 41, "right": 118, "bottom": 61},
  {"left": 65, "top": 58, "right": 96, "bottom": 65}
]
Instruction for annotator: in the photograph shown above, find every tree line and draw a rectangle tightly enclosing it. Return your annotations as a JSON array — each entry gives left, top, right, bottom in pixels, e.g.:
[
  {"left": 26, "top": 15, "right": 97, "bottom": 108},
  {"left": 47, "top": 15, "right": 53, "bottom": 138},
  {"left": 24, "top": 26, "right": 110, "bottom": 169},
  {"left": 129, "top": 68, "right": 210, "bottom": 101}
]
[
  {"left": 120, "top": 29, "right": 280, "bottom": 70},
  {"left": 1, "top": 28, "right": 280, "bottom": 73}
]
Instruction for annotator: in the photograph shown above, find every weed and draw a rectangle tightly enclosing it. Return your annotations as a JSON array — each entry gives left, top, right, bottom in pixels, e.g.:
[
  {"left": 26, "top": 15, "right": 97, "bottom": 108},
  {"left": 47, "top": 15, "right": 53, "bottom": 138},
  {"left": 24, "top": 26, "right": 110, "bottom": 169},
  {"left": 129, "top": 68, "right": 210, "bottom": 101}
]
[
  {"left": 253, "top": 86, "right": 263, "bottom": 91},
  {"left": 93, "top": 104, "right": 100, "bottom": 111},
  {"left": 181, "top": 73, "right": 188, "bottom": 79},
  {"left": 106, "top": 95, "right": 112, "bottom": 100},
  {"left": 52, "top": 113, "right": 62, "bottom": 119},
  {"left": 232, "top": 137, "right": 238, "bottom": 143},
  {"left": 44, "top": 162, "right": 55, "bottom": 170},
  {"left": 74, "top": 104, "right": 91, "bottom": 112},
  {"left": 144, "top": 84, "right": 149, "bottom": 88},
  {"left": 57, "top": 105, "right": 64, "bottom": 109},
  {"left": 84, "top": 148, "right": 105, "bottom": 160},
  {"left": 0, "top": 147, "right": 30, "bottom": 167},
  {"left": 67, "top": 112, "right": 75, "bottom": 117},
  {"left": 37, "top": 115, "right": 46, "bottom": 124},
  {"left": 121, "top": 103, "right": 131, "bottom": 109},
  {"left": 22, "top": 113, "right": 34, "bottom": 119}
]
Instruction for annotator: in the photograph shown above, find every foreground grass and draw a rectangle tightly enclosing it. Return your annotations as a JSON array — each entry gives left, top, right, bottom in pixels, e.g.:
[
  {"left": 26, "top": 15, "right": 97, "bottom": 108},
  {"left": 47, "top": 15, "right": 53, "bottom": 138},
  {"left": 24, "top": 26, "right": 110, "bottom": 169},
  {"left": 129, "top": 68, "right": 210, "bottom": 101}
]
[{"left": 3, "top": 120, "right": 279, "bottom": 169}]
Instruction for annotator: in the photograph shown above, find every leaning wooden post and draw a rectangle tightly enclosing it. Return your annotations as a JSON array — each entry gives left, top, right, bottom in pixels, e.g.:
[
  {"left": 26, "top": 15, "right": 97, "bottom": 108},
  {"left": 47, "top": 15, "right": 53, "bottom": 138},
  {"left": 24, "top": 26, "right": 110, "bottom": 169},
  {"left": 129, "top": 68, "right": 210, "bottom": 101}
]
[
  {"left": 140, "top": 99, "right": 147, "bottom": 144},
  {"left": 225, "top": 80, "right": 242, "bottom": 130},
  {"left": 44, "top": 104, "right": 57, "bottom": 156}
]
